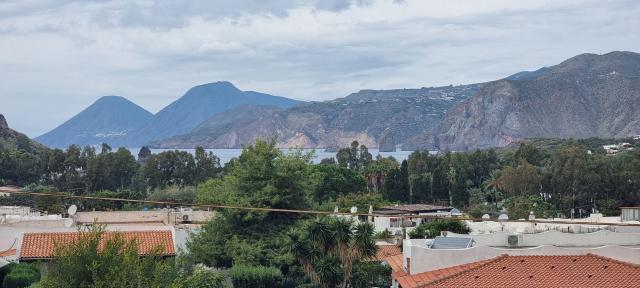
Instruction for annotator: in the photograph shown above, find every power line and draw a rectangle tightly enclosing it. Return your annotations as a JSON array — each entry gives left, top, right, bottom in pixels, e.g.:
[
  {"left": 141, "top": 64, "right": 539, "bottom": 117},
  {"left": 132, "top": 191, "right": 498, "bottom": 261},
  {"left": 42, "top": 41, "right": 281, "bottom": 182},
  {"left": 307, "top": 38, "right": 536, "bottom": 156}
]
[{"left": 2, "top": 189, "right": 640, "bottom": 227}]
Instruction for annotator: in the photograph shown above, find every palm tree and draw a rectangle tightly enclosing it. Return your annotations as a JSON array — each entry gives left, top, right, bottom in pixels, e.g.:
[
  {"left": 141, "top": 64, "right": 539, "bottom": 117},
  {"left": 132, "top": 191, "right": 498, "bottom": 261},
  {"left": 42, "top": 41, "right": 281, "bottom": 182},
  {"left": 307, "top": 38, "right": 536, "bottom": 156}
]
[
  {"left": 287, "top": 217, "right": 377, "bottom": 288},
  {"left": 483, "top": 169, "right": 502, "bottom": 208}
]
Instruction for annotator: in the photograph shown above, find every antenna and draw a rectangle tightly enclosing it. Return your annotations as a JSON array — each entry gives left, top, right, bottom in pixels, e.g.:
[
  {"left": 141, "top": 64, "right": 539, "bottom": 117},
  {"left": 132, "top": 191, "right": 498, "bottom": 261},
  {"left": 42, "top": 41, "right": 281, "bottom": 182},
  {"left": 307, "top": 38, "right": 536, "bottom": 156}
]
[{"left": 67, "top": 205, "right": 77, "bottom": 216}]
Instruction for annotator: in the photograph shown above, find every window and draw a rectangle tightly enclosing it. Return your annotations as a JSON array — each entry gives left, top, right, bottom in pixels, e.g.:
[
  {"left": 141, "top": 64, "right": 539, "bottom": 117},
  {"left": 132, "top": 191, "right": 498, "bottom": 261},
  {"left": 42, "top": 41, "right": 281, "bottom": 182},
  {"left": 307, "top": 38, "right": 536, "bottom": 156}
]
[{"left": 390, "top": 217, "right": 401, "bottom": 228}]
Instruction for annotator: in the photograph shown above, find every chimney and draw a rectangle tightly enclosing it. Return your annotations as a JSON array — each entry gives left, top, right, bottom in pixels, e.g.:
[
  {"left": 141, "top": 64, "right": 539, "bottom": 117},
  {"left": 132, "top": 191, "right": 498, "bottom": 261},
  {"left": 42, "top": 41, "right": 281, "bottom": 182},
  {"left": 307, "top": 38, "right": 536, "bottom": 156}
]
[{"left": 406, "top": 257, "right": 411, "bottom": 274}]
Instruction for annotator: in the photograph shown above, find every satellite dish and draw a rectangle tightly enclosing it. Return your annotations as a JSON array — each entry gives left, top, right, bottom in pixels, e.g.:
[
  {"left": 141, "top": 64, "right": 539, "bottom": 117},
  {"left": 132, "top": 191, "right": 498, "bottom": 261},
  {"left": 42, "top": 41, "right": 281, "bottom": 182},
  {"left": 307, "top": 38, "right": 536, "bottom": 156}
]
[
  {"left": 498, "top": 214, "right": 509, "bottom": 221},
  {"left": 481, "top": 214, "right": 491, "bottom": 220},
  {"left": 350, "top": 206, "right": 358, "bottom": 214},
  {"left": 68, "top": 205, "right": 77, "bottom": 216}
]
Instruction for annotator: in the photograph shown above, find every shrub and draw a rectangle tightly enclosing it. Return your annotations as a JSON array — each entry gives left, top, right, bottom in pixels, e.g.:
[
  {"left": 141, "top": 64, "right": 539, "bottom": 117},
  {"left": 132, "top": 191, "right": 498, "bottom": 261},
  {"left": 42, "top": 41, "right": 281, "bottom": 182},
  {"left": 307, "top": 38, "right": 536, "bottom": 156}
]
[
  {"left": 2, "top": 263, "right": 40, "bottom": 288},
  {"left": 350, "top": 261, "right": 392, "bottom": 288},
  {"left": 408, "top": 219, "right": 470, "bottom": 238},
  {"left": 171, "top": 266, "right": 226, "bottom": 288},
  {"left": 229, "top": 265, "right": 283, "bottom": 288}
]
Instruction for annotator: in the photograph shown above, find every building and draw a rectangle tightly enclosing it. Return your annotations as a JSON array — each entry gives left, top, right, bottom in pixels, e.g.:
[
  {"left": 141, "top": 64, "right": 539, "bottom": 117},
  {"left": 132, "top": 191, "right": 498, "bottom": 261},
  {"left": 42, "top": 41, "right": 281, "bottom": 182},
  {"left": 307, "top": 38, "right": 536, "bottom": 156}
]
[
  {"left": 621, "top": 207, "right": 640, "bottom": 222},
  {"left": 602, "top": 142, "right": 634, "bottom": 155},
  {"left": 387, "top": 254, "right": 640, "bottom": 287},
  {"left": 18, "top": 230, "right": 176, "bottom": 261},
  {"left": 373, "top": 204, "right": 457, "bottom": 234},
  {"left": 387, "top": 227, "right": 640, "bottom": 287}
]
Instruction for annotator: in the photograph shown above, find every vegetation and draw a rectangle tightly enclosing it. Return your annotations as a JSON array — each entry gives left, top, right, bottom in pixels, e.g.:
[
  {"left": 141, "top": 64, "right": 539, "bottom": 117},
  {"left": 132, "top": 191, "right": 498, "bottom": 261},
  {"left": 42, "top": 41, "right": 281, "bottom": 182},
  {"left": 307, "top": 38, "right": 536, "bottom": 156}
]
[
  {"left": 229, "top": 265, "right": 283, "bottom": 288},
  {"left": 408, "top": 219, "right": 471, "bottom": 239},
  {"left": 1, "top": 263, "right": 40, "bottom": 288},
  {"left": 287, "top": 217, "right": 377, "bottom": 288},
  {"left": 171, "top": 266, "right": 226, "bottom": 288},
  {"left": 38, "top": 226, "right": 177, "bottom": 288},
  {"left": 1, "top": 137, "right": 639, "bottom": 286}
]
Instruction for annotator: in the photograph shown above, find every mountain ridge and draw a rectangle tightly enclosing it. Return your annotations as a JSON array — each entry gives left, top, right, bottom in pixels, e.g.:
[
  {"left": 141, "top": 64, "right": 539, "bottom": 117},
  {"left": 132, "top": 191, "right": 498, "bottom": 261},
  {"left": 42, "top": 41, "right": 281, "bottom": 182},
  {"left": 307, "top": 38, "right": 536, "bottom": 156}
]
[
  {"left": 36, "top": 95, "right": 153, "bottom": 148},
  {"left": 126, "top": 81, "right": 301, "bottom": 146},
  {"left": 425, "top": 51, "right": 640, "bottom": 151}
]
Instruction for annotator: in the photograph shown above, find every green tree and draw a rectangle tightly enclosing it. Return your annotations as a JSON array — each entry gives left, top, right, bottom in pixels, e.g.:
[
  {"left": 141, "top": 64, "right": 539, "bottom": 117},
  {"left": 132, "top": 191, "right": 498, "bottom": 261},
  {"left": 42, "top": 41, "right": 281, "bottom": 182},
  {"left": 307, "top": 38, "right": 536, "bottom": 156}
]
[
  {"left": 381, "top": 159, "right": 410, "bottom": 202},
  {"left": 408, "top": 219, "right": 470, "bottom": 238},
  {"left": 189, "top": 140, "right": 313, "bottom": 268},
  {"left": 287, "top": 217, "right": 377, "bottom": 288},
  {"left": 171, "top": 266, "right": 226, "bottom": 288},
  {"left": 499, "top": 160, "right": 543, "bottom": 197},
  {"left": 312, "top": 164, "right": 366, "bottom": 203},
  {"left": 2, "top": 263, "right": 40, "bottom": 288},
  {"left": 350, "top": 261, "right": 391, "bottom": 288},
  {"left": 194, "top": 147, "right": 221, "bottom": 184},
  {"left": 38, "top": 225, "right": 176, "bottom": 288},
  {"left": 229, "top": 265, "right": 283, "bottom": 288}
]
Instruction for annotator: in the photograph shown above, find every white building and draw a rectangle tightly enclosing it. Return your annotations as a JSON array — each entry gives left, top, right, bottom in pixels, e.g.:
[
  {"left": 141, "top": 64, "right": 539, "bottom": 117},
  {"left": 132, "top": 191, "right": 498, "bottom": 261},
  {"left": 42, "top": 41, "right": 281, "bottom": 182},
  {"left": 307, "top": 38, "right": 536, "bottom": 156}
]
[{"left": 372, "top": 204, "right": 458, "bottom": 234}]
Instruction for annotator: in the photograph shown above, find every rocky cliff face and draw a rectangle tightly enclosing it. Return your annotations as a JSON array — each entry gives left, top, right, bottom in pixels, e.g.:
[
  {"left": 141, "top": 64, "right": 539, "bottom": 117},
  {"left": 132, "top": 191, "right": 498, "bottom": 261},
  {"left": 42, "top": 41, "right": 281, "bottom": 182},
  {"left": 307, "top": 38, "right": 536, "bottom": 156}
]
[
  {"left": 0, "top": 114, "right": 46, "bottom": 153},
  {"left": 424, "top": 51, "right": 640, "bottom": 151},
  {"left": 0, "top": 114, "right": 7, "bottom": 130},
  {"left": 378, "top": 128, "right": 396, "bottom": 152},
  {"left": 149, "top": 84, "right": 480, "bottom": 148}
]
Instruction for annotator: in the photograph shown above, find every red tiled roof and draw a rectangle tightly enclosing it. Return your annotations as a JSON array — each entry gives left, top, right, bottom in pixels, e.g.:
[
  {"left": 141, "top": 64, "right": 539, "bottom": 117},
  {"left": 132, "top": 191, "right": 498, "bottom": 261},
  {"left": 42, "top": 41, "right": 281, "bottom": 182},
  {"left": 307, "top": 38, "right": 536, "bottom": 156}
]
[
  {"left": 385, "top": 253, "right": 404, "bottom": 272},
  {"left": 380, "top": 204, "right": 451, "bottom": 213},
  {"left": 0, "top": 249, "right": 16, "bottom": 258},
  {"left": 19, "top": 231, "right": 175, "bottom": 260},
  {"left": 421, "top": 254, "right": 640, "bottom": 288},
  {"left": 385, "top": 253, "right": 492, "bottom": 288},
  {"left": 376, "top": 245, "right": 402, "bottom": 260}
]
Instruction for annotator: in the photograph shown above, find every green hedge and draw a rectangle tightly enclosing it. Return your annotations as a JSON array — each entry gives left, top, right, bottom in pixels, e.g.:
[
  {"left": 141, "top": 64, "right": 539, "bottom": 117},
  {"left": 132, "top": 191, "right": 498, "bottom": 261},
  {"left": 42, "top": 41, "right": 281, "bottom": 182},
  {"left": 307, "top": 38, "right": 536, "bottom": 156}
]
[
  {"left": 2, "top": 263, "right": 40, "bottom": 288},
  {"left": 408, "top": 219, "right": 470, "bottom": 238},
  {"left": 229, "top": 265, "right": 283, "bottom": 288}
]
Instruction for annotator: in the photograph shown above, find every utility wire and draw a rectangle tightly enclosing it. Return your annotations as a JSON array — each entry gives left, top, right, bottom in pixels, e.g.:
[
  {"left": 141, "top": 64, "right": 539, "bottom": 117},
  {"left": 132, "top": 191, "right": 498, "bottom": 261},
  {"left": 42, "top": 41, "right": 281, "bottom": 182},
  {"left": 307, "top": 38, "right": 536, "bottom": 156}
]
[{"left": 2, "top": 189, "right": 640, "bottom": 227}]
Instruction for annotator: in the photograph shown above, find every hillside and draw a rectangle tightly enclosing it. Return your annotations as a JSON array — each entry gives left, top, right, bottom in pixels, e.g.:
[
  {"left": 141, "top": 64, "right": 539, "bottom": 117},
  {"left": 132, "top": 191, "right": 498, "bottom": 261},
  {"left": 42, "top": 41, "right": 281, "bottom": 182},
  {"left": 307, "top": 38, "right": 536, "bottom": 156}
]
[
  {"left": 0, "top": 114, "right": 46, "bottom": 153},
  {"left": 128, "top": 81, "right": 301, "bottom": 146},
  {"left": 36, "top": 96, "right": 153, "bottom": 148},
  {"left": 150, "top": 84, "right": 480, "bottom": 148},
  {"left": 423, "top": 51, "right": 640, "bottom": 151},
  {"left": 147, "top": 105, "right": 285, "bottom": 148}
]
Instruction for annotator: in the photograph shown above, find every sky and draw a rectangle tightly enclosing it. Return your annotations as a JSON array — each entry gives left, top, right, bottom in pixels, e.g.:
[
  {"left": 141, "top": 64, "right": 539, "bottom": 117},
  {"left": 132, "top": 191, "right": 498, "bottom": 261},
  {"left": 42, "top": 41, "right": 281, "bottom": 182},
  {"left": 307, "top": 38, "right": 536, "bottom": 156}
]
[{"left": 1, "top": 0, "right": 639, "bottom": 137}]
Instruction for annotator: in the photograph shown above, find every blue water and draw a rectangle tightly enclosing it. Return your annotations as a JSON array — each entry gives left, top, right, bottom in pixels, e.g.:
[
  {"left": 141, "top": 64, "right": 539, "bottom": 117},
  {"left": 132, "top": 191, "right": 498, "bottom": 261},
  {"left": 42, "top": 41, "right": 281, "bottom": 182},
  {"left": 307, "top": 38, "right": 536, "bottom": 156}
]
[{"left": 129, "top": 148, "right": 418, "bottom": 165}]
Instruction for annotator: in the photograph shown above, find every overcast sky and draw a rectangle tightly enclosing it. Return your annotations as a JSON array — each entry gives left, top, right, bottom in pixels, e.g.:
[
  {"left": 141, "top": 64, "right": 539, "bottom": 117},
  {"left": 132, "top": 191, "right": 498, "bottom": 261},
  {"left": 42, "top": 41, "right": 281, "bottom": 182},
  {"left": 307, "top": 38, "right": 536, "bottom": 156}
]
[{"left": 1, "top": 0, "right": 639, "bottom": 137}]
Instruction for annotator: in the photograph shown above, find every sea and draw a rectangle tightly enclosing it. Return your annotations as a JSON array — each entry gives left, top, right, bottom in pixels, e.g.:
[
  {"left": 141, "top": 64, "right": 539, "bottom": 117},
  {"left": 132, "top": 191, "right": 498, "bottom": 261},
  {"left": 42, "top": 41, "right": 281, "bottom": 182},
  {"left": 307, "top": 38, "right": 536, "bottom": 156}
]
[{"left": 127, "top": 148, "right": 421, "bottom": 165}]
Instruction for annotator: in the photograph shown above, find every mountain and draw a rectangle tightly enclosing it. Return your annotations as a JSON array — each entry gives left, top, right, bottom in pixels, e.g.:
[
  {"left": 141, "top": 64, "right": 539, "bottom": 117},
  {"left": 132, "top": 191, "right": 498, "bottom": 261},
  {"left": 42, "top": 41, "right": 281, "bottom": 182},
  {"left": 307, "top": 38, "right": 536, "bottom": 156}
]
[
  {"left": 422, "top": 51, "right": 640, "bottom": 151},
  {"left": 147, "top": 105, "right": 285, "bottom": 148},
  {"left": 0, "top": 114, "right": 46, "bottom": 153},
  {"left": 36, "top": 96, "right": 153, "bottom": 148},
  {"left": 149, "top": 84, "right": 481, "bottom": 148},
  {"left": 129, "top": 81, "right": 301, "bottom": 146}
]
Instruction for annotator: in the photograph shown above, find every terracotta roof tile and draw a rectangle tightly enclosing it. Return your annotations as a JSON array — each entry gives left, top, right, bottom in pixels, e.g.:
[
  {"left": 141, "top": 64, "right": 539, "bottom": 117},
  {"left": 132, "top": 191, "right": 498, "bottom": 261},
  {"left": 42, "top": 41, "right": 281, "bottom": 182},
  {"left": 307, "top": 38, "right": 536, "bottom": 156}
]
[
  {"left": 385, "top": 253, "right": 404, "bottom": 273},
  {"left": 19, "top": 231, "right": 175, "bottom": 260},
  {"left": 0, "top": 249, "right": 16, "bottom": 257},
  {"left": 380, "top": 204, "right": 452, "bottom": 213},
  {"left": 387, "top": 256, "right": 492, "bottom": 288},
  {"left": 376, "top": 245, "right": 402, "bottom": 260},
  {"left": 421, "top": 254, "right": 640, "bottom": 288}
]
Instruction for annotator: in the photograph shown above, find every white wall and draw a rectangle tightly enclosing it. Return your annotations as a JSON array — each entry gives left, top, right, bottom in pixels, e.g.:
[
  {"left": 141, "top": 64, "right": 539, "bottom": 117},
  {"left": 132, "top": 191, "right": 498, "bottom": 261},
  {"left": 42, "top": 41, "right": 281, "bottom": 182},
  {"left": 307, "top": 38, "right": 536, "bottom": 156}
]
[{"left": 444, "top": 230, "right": 640, "bottom": 247}]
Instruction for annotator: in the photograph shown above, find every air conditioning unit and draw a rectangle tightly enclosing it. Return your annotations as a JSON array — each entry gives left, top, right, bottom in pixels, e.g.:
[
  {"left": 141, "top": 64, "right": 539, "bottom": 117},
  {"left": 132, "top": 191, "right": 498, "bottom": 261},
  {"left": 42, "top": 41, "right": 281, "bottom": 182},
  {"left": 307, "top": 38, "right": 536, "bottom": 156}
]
[
  {"left": 182, "top": 214, "right": 190, "bottom": 222},
  {"left": 507, "top": 235, "right": 522, "bottom": 247}
]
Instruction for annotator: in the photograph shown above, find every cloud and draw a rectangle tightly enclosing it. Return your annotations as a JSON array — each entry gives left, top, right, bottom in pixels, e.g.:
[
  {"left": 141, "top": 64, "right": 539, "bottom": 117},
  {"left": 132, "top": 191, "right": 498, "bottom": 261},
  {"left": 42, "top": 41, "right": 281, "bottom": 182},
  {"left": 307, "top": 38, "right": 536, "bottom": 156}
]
[{"left": 0, "top": 0, "right": 638, "bottom": 137}]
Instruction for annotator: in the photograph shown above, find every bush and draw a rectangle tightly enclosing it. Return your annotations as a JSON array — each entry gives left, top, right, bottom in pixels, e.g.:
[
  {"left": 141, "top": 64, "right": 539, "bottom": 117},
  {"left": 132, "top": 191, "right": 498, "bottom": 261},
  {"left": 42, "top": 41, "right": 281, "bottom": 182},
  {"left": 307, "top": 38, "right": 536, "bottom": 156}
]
[
  {"left": 2, "top": 263, "right": 40, "bottom": 288},
  {"left": 408, "top": 219, "right": 470, "bottom": 238},
  {"left": 171, "top": 266, "right": 226, "bottom": 288},
  {"left": 350, "top": 261, "right": 391, "bottom": 288},
  {"left": 229, "top": 265, "right": 283, "bottom": 288}
]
